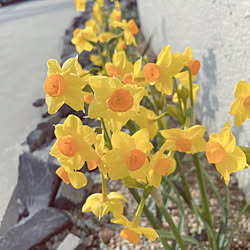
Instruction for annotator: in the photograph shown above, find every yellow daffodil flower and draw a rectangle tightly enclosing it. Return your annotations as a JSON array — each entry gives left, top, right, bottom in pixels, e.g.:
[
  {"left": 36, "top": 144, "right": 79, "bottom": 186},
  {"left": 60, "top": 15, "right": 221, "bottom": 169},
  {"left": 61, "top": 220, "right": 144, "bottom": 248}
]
[
  {"left": 161, "top": 125, "right": 206, "bottom": 154},
  {"left": 147, "top": 150, "right": 176, "bottom": 187},
  {"left": 88, "top": 76, "right": 146, "bottom": 131},
  {"left": 44, "top": 58, "right": 86, "bottom": 114},
  {"left": 75, "top": 0, "right": 85, "bottom": 12},
  {"left": 206, "top": 120, "right": 246, "bottom": 185},
  {"left": 82, "top": 192, "right": 127, "bottom": 219},
  {"left": 105, "top": 51, "right": 133, "bottom": 80},
  {"left": 71, "top": 27, "right": 97, "bottom": 53},
  {"left": 175, "top": 47, "right": 201, "bottom": 86},
  {"left": 114, "top": 19, "right": 139, "bottom": 46},
  {"left": 50, "top": 115, "right": 98, "bottom": 171},
  {"left": 104, "top": 129, "right": 153, "bottom": 181},
  {"left": 111, "top": 215, "right": 158, "bottom": 244},
  {"left": 134, "top": 106, "right": 158, "bottom": 139},
  {"left": 143, "top": 45, "right": 186, "bottom": 95},
  {"left": 229, "top": 81, "right": 250, "bottom": 126}
]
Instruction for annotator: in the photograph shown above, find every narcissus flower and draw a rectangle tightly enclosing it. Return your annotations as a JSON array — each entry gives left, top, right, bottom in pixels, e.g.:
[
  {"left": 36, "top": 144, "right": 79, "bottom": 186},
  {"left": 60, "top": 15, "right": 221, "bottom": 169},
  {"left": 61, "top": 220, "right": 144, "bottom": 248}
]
[
  {"left": 175, "top": 47, "right": 201, "bottom": 85},
  {"left": 134, "top": 106, "right": 158, "bottom": 139},
  {"left": 111, "top": 215, "right": 158, "bottom": 244},
  {"left": 143, "top": 45, "right": 186, "bottom": 95},
  {"left": 44, "top": 58, "right": 87, "bottom": 114},
  {"left": 104, "top": 129, "right": 153, "bottom": 181},
  {"left": 105, "top": 51, "right": 133, "bottom": 80},
  {"left": 71, "top": 27, "right": 97, "bottom": 53},
  {"left": 88, "top": 76, "right": 146, "bottom": 131},
  {"left": 161, "top": 125, "right": 206, "bottom": 154},
  {"left": 50, "top": 115, "right": 98, "bottom": 171},
  {"left": 75, "top": 0, "right": 85, "bottom": 12},
  {"left": 82, "top": 192, "right": 127, "bottom": 219},
  {"left": 114, "top": 19, "right": 139, "bottom": 46},
  {"left": 206, "top": 120, "right": 246, "bottom": 185},
  {"left": 229, "top": 81, "right": 250, "bottom": 126},
  {"left": 147, "top": 149, "right": 176, "bottom": 187}
]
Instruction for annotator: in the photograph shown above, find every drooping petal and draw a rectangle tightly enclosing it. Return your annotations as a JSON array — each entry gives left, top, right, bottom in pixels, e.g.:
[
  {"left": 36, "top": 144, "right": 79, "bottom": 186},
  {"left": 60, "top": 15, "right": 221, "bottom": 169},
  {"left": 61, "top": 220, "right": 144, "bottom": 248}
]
[{"left": 68, "top": 171, "right": 87, "bottom": 189}]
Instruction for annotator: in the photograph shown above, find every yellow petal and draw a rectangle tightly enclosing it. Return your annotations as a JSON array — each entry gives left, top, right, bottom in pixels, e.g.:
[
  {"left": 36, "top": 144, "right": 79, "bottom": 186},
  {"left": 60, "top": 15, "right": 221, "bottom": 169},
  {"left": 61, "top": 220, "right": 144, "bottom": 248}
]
[
  {"left": 47, "top": 59, "right": 62, "bottom": 76},
  {"left": 155, "top": 74, "right": 173, "bottom": 95},
  {"left": 167, "top": 52, "right": 186, "bottom": 76},
  {"left": 68, "top": 171, "right": 87, "bottom": 189},
  {"left": 234, "top": 81, "right": 250, "bottom": 98},
  {"left": 133, "top": 129, "right": 153, "bottom": 153},
  {"left": 141, "top": 227, "right": 158, "bottom": 241},
  {"left": 45, "top": 95, "right": 64, "bottom": 114},
  {"left": 112, "top": 131, "right": 135, "bottom": 151},
  {"left": 108, "top": 192, "right": 127, "bottom": 202},
  {"left": 147, "top": 167, "right": 161, "bottom": 187},
  {"left": 157, "top": 45, "right": 171, "bottom": 67}
]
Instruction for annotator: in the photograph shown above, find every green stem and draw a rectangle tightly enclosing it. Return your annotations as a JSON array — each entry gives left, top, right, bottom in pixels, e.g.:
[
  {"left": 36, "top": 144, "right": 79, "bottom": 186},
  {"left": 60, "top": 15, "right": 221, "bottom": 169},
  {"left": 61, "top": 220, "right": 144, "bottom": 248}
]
[
  {"left": 153, "top": 112, "right": 169, "bottom": 122},
  {"left": 175, "top": 152, "right": 192, "bottom": 206},
  {"left": 187, "top": 68, "right": 194, "bottom": 108},
  {"left": 132, "top": 195, "right": 146, "bottom": 225},
  {"left": 126, "top": 120, "right": 138, "bottom": 135},
  {"left": 129, "top": 188, "right": 159, "bottom": 229},
  {"left": 149, "top": 85, "right": 159, "bottom": 112},
  {"left": 129, "top": 188, "right": 171, "bottom": 249},
  {"left": 100, "top": 118, "right": 112, "bottom": 149},
  {"left": 192, "top": 153, "right": 216, "bottom": 248},
  {"left": 159, "top": 204, "right": 187, "bottom": 250},
  {"left": 96, "top": 43, "right": 106, "bottom": 73},
  {"left": 173, "top": 77, "right": 184, "bottom": 116},
  {"left": 102, "top": 174, "right": 108, "bottom": 199}
]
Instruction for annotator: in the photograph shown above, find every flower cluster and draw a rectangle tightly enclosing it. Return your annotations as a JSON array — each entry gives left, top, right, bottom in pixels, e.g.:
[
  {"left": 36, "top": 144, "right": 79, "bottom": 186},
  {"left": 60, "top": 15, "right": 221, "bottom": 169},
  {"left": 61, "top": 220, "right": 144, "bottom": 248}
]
[{"left": 42, "top": 0, "right": 249, "bottom": 247}]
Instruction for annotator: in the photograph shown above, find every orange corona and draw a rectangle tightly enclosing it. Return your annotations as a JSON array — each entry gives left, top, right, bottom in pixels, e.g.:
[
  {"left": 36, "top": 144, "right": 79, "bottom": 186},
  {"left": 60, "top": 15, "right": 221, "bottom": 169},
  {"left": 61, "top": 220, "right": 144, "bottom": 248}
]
[
  {"left": 144, "top": 63, "right": 161, "bottom": 82},
  {"left": 125, "top": 149, "right": 146, "bottom": 171},
  {"left": 44, "top": 74, "right": 66, "bottom": 97},
  {"left": 107, "top": 89, "right": 134, "bottom": 112},
  {"left": 58, "top": 135, "right": 79, "bottom": 157}
]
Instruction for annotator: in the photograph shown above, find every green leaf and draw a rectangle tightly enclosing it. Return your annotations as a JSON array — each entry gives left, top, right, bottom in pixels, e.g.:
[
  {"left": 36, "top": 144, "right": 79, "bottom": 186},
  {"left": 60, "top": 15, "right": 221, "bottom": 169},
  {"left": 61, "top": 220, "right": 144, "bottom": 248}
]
[
  {"left": 156, "top": 230, "right": 203, "bottom": 248},
  {"left": 223, "top": 199, "right": 250, "bottom": 249},
  {"left": 216, "top": 182, "right": 230, "bottom": 248},
  {"left": 167, "top": 104, "right": 185, "bottom": 124}
]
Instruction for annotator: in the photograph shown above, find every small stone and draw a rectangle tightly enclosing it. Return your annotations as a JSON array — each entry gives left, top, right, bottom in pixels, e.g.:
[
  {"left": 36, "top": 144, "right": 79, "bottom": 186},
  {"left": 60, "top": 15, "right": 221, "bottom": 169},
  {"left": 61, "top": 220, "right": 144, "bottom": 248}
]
[
  {"left": 0, "top": 208, "right": 72, "bottom": 250},
  {"left": 53, "top": 182, "right": 87, "bottom": 210},
  {"left": 16, "top": 152, "right": 57, "bottom": 218},
  {"left": 99, "top": 227, "right": 115, "bottom": 245},
  {"left": 32, "top": 98, "right": 45, "bottom": 107},
  {"left": 57, "top": 233, "right": 82, "bottom": 250}
]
